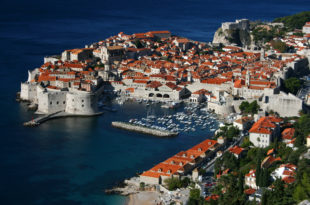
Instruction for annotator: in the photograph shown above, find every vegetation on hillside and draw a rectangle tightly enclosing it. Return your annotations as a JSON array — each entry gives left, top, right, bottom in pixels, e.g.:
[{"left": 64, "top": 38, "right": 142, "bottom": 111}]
[
  {"left": 270, "top": 40, "right": 289, "bottom": 53},
  {"left": 252, "top": 26, "right": 286, "bottom": 44},
  {"left": 210, "top": 114, "right": 310, "bottom": 204},
  {"left": 164, "top": 177, "right": 190, "bottom": 191},
  {"left": 273, "top": 11, "right": 310, "bottom": 30}
]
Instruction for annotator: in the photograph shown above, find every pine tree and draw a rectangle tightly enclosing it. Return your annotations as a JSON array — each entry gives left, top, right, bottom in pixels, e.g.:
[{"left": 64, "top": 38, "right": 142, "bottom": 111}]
[{"left": 256, "top": 159, "right": 262, "bottom": 187}]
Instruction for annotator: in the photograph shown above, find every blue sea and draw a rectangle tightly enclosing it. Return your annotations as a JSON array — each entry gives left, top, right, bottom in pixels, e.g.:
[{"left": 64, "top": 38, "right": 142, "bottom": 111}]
[{"left": 0, "top": 0, "right": 309, "bottom": 204}]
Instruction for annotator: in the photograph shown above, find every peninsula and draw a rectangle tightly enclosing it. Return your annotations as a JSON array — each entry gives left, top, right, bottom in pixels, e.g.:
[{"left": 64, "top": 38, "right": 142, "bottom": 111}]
[{"left": 17, "top": 10, "right": 310, "bottom": 205}]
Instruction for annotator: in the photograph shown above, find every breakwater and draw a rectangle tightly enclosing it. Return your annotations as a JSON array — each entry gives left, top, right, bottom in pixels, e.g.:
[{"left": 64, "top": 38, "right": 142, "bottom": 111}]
[
  {"left": 111, "top": 121, "right": 179, "bottom": 137},
  {"left": 23, "top": 111, "right": 103, "bottom": 127}
]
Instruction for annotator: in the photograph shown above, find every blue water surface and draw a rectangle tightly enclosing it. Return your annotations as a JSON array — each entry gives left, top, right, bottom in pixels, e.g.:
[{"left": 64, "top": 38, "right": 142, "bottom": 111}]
[{"left": 0, "top": 0, "right": 309, "bottom": 204}]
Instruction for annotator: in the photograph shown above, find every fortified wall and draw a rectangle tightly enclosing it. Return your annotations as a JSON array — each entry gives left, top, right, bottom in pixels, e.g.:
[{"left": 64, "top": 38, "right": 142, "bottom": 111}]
[
  {"left": 221, "top": 19, "right": 250, "bottom": 31},
  {"left": 21, "top": 84, "right": 100, "bottom": 116}
]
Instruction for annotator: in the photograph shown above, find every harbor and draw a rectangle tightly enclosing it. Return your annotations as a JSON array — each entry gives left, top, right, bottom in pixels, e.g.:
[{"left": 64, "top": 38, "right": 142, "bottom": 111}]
[{"left": 114, "top": 97, "right": 220, "bottom": 134}]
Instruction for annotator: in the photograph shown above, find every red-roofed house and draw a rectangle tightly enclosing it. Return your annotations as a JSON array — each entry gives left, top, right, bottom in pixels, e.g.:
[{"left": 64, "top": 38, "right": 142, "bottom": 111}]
[
  {"left": 245, "top": 169, "right": 258, "bottom": 189},
  {"left": 249, "top": 116, "right": 282, "bottom": 148},
  {"left": 281, "top": 128, "right": 295, "bottom": 144},
  {"left": 189, "top": 89, "right": 212, "bottom": 103},
  {"left": 228, "top": 146, "right": 245, "bottom": 159},
  {"left": 140, "top": 139, "right": 219, "bottom": 185},
  {"left": 261, "top": 156, "right": 281, "bottom": 168},
  {"left": 233, "top": 116, "right": 253, "bottom": 130},
  {"left": 271, "top": 163, "right": 297, "bottom": 184}
]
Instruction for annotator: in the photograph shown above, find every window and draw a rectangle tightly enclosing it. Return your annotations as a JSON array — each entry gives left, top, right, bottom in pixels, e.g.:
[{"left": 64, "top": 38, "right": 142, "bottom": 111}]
[
  {"left": 72, "top": 99, "right": 74, "bottom": 102},
  {"left": 56, "top": 101, "right": 59, "bottom": 105},
  {"left": 82, "top": 99, "right": 84, "bottom": 103},
  {"left": 63, "top": 101, "right": 65, "bottom": 104},
  {"left": 82, "top": 104, "right": 84, "bottom": 107},
  {"left": 50, "top": 102, "right": 52, "bottom": 105}
]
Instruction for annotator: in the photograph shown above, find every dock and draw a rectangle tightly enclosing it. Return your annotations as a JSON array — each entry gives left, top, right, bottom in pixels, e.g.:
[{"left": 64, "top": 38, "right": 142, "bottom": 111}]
[
  {"left": 23, "top": 111, "right": 103, "bottom": 127},
  {"left": 111, "top": 121, "right": 179, "bottom": 137},
  {"left": 23, "top": 111, "right": 65, "bottom": 127}
]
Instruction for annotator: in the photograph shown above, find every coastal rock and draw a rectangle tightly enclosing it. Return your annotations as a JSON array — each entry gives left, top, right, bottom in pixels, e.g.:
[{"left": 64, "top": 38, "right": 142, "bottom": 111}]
[
  {"left": 212, "top": 28, "right": 231, "bottom": 45},
  {"left": 212, "top": 27, "right": 251, "bottom": 47}
]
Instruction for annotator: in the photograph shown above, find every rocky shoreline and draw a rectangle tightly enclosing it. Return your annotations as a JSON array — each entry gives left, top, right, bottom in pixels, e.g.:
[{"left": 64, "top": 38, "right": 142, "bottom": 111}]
[{"left": 105, "top": 177, "right": 141, "bottom": 196}]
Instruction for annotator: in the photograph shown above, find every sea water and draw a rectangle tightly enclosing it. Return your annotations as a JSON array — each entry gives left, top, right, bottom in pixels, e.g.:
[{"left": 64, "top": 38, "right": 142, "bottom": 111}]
[{"left": 0, "top": 0, "right": 309, "bottom": 204}]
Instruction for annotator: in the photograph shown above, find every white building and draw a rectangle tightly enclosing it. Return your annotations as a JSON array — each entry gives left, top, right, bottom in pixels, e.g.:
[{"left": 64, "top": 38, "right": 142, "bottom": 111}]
[
  {"left": 302, "top": 22, "right": 310, "bottom": 34},
  {"left": 245, "top": 169, "right": 258, "bottom": 190},
  {"left": 249, "top": 116, "right": 282, "bottom": 148}
]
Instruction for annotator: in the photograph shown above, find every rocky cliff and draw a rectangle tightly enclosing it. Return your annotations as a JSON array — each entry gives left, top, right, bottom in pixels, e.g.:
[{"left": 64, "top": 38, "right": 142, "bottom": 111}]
[{"left": 212, "top": 27, "right": 251, "bottom": 47}]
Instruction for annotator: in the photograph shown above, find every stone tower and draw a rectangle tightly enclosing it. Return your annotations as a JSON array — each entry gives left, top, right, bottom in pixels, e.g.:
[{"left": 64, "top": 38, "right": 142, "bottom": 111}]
[
  {"left": 246, "top": 69, "right": 250, "bottom": 86},
  {"left": 260, "top": 48, "right": 265, "bottom": 61},
  {"left": 187, "top": 71, "right": 192, "bottom": 82}
]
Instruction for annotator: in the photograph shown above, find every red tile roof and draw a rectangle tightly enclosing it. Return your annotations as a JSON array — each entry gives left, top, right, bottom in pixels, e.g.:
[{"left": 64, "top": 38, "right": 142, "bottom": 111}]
[
  {"left": 244, "top": 188, "right": 256, "bottom": 195},
  {"left": 205, "top": 195, "right": 219, "bottom": 201},
  {"left": 282, "top": 128, "right": 295, "bottom": 140},
  {"left": 229, "top": 146, "right": 244, "bottom": 156},
  {"left": 249, "top": 116, "right": 282, "bottom": 134}
]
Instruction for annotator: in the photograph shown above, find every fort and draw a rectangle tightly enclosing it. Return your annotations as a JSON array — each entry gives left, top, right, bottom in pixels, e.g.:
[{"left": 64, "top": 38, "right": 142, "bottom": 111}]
[{"left": 221, "top": 19, "right": 250, "bottom": 31}]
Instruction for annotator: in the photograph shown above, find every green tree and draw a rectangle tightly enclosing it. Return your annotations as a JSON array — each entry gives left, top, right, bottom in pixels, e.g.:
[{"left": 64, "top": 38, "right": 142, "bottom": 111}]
[
  {"left": 284, "top": 77, "right": 301, "bottom": 95},
  {"left": 241, "top": 136, "right": 253, "bottom": 148},
  {"left": 139, "top": 182, "right": 145, "bottom": 191},
  {"left": 239, "top": 101, "right": 260, "bottom": 115},
  {"left": 293, "top": 171, "right": 310, "bottom": 201},
  {"left": 239, "top": 101, "right": 250, "bottom": 113},
  {"left": 248, "top": 101, "right": 259, "bottom": 115},
  {"left": 164, "top": 177, "right": 190, "bottom": 190},
  {"left": 189, "top": 188, "right": 201, "bottom": 201}
]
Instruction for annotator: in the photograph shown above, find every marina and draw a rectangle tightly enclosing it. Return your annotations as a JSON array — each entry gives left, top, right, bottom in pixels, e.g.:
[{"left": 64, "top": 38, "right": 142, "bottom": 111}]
[{"left": 117, "top": 98, "right": 219, "bottom": 135}]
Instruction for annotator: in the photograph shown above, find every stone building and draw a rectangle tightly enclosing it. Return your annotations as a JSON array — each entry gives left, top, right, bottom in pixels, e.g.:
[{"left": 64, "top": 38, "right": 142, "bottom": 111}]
[
  {"left": 35, "top": 86, "right": 99, "bottom": 115},
  {"left": 101, "top": 46, "right": 124, "bottom": 64},
  {"left": 61, "top": 48, "right": 94, "bottom": 62},
  {"left": 262, "top": 92, "right": 303, "bottom": 117},
  {"left": 221, "top": 19, "right": 250, "bottom": 31}
]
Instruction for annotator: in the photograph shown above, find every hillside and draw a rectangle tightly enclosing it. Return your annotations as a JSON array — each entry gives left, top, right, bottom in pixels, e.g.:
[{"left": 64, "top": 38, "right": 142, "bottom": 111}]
[{"left": 273, "top": 11, "right": 310, "bottom": 30}]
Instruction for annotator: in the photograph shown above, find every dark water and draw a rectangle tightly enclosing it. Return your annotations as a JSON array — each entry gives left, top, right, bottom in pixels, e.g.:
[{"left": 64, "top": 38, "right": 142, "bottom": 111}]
[{"left": 0, "top": 0, "right": 309, "bottom": 204}]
